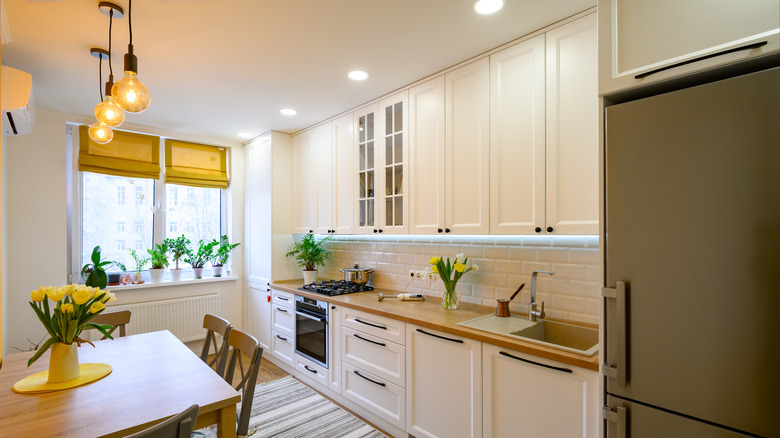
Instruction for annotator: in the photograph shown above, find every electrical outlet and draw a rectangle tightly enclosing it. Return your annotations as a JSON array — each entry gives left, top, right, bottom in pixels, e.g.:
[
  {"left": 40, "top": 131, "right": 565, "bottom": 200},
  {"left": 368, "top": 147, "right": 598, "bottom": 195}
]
[
  {"left": 409, "top": 269, "right": 427, "bottom": 279},
  {"left": 425, "top": 272, "right": 436, "bottom": 282}
]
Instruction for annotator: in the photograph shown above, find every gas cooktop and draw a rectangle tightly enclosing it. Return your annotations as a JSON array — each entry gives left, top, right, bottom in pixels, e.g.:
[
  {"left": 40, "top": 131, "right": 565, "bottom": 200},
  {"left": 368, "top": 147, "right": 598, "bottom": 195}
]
[{"left": 300, "top": 280, "right": 374, "bottom": 296}]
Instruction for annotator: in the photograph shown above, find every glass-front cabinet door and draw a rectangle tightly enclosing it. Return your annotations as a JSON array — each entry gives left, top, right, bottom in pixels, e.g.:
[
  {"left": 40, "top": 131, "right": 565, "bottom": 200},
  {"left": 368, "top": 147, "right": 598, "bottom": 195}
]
[
  {"left": 378, "top": 91, "right": 408, "bottom": 234},
  {"left": 354, "top": 104, "right": 378, "bottom": 234}
]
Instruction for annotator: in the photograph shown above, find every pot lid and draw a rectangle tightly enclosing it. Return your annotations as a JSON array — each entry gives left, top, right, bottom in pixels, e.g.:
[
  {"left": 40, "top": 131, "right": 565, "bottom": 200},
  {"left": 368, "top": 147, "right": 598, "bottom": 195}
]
[{"left": 340, "top": 263, "right": 374, "bottom": 273}]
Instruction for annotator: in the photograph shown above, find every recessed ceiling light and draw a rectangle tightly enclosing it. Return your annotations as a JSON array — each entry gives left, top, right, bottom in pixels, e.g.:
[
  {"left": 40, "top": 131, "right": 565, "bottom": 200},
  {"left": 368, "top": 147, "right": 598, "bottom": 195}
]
[
  {"left": 280, "top": 108, "right": 297, "bottom": 116},
  {"left": 474, "top": 0, "right": 504, "bottom": 14},
  {"left": 238, "top": 132, "right": 251, "bottom": 138},
  {"left": 348, "top": 70, "right": 369, "bottom": 81}
]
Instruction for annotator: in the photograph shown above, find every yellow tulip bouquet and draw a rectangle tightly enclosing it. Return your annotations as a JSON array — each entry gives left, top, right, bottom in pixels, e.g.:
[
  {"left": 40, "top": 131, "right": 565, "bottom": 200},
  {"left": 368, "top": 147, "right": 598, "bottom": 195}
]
[
  {"left": 27, "top": 284, "right": 117, "bottom": 367},
  {"left": 428, "top": 253, "right": 479, "bottom": 310}
]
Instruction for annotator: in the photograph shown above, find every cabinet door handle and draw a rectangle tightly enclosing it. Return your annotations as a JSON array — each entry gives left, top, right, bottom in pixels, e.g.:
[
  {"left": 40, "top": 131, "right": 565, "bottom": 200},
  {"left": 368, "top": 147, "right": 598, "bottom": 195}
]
[
  {"left": 277, "top": 296, "right": 289, "bottom": 301},
  {"left": 354, "top": 318, "right": 387, "bottom": 330},
  {"left": 499, "top": 351, "right": 572, "bottom": 374},
  {"left": 373, "top": 229, "right": 378, "bottom": 233},
  {"left": 378, "top": 229, "right": 384, "bottom": 233},
  {"left": 276, "top": 307, "right": 288, "bottom": 313},
  {"left": 535, "top": 227, "right": 542, "bottom": 233},
  {"left": 304, "top": 365, "right": 318, "bottom": 374},
  {"left": 354, "top": 333, "right": 386, "bottom": 347},
  {"left": 603, "top": 406, "right": 627, "bottom": 438},
  {"left": 635, "top": 41, "right": 768, "bottom": 79},
  {"left": 444, "top": 228, "right": 450, "bottom": 233},
  {"left": 353, "top": 370, "right": 386, "bottom": 387},
  {"left": 437, "top": 228, "right": 443, "bottom": 233},
  {"left": 546, "top": 226, "right": 554, "bottom": 233},
  {"left": 276, "top": 334, "right": 288, "bottom": 341},
  {"left": 416, "top": 328, "right": 463, "bottom": 344},
  {"left": 603, "top": 282, "right": 627, "bottom": 387}
]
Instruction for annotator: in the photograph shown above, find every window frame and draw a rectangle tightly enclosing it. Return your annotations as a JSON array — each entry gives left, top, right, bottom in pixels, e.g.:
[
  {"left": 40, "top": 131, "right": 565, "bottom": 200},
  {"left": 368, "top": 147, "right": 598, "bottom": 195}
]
[{"left": 67, "top": 125, "right": 230, "bottom": 283}]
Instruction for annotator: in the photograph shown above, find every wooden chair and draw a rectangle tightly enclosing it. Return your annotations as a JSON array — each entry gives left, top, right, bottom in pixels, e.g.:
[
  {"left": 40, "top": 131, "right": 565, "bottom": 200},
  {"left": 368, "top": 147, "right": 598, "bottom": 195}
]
[
  {"left": 126, "top": 404, "right": 199, "bottom": 438},
  {"left": 199, "top": 314, "right": 232, "bottom": 377},
  {"left": 223, "top": 328, "right": 263, "bottom": 438},
  {"left": 89, "top": 310, "right": 132, "bottom": 339}
]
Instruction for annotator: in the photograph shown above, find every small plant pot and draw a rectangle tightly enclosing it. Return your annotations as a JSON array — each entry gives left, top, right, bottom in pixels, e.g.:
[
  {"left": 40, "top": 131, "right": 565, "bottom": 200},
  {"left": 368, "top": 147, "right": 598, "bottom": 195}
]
[
  {"left": 302, "top": 269, "right": 317, "bottom": 285},
  {"left": 107, "top": 272, "right": 122, "bottom": 285},
  {"left": 149, "top": 268, "right": 165, "bottom": 283},
  {"left": 132, "top": 273, "right": 144, "bottom": 284},
  {"left": 192, "top": 267, "right": 204, "bottom": 279},
  {"left": 212, "top": 265, "right": 223, "bottom": 277},
  {"left": 170, "top": 268, "right": 183, "bottom": 282}
]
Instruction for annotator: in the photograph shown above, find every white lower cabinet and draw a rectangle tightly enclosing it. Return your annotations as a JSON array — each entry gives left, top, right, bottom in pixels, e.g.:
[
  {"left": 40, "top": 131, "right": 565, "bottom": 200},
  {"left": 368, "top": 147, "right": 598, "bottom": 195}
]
[
  {"left": 295, "top": 353, "right": 329, "bottom": 388},
  {"left": 343, "top": 326, "right": 405, "bottom": 387},
  {"left": 406, "top": 324, "right": 482, "bottom": 438},
  {"left": 270, "top": 331, "right": 295, "bottom": 366},
  {"left": 482, "top": 343, "right": 599, "bottom": 438},
  {"left": 270, "top": 289, "right": 295, "bottom": 367},
  {"left": 343, "top": 361, "right": 406, "bottom": 429}
]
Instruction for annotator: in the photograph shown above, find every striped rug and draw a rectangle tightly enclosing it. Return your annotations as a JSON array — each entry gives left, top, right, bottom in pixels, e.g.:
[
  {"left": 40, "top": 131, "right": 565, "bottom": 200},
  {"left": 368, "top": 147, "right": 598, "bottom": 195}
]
[{"left": 194, "top": 376, "right": 387, "bottom": 438}]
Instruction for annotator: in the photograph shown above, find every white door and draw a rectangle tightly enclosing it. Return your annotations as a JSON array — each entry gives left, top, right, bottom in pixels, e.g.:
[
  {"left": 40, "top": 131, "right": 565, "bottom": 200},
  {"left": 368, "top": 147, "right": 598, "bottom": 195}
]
[
  {"left": 377, "top": 91, "right": 409, "bottom": 234},
  {"left": 408, "top": 76, "right": 445, "bottom": 235},
  {"left": 489, "top": 35, "right": 546, "bottom": 235},
  {"left": 354, "top": 103, "right": 379, "bottom": 234},
  {"left": 313, "top": 123, "right": 334, "bottom": 235},
  {"left": 545, "top": 13, "right": 599, "bottom": 235},
  {"left": 246, "top": 284, "right": 272, "bottom": 352},
  {"left": 446, "top": 57, "right": 490, "bottom": 235},
  {"left": 291, "top": 130, "right": 315, "bottom": 234},
  {"left": 244, "top": 136, "right": 272, "bottom": 284},
  {"left": 331, "top": 114, "right": 354, "bottom": 234}
]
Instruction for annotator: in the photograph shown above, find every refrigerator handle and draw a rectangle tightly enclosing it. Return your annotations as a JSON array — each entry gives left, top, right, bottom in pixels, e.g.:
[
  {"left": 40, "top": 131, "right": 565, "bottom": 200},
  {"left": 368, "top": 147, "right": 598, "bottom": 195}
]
[
  {"left": 602, "top": 406, "right": 627, "bottom": 438},
  {"left": 602, "top": 281, "right": 626, "bottom": 387}
]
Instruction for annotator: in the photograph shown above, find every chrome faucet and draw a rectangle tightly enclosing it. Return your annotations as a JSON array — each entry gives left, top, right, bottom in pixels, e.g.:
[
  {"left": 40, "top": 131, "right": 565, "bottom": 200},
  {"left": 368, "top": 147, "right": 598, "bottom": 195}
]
[{"left": 529, "top": 270, "right": 555, "bottom": 321}]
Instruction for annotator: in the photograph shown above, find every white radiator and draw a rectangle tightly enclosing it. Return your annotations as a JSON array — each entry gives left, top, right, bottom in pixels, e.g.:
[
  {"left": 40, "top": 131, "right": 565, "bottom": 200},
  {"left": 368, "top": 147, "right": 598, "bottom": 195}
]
[{"left": 85, "top": 294, "right": 221, "bottom": 343}]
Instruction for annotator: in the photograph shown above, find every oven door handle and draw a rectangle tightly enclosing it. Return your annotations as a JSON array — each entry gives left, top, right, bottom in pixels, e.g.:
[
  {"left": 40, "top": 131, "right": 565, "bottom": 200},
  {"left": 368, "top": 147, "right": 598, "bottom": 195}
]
[{"left": 295, "top": 310, "right": 327, "bottom": 323}]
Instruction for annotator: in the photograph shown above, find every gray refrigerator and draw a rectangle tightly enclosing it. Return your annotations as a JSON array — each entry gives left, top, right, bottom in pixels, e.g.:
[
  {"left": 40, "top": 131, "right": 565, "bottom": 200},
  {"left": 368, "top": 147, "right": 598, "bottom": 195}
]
[{"left": 603, "top": 64, "right": 780, "bottom": 438}]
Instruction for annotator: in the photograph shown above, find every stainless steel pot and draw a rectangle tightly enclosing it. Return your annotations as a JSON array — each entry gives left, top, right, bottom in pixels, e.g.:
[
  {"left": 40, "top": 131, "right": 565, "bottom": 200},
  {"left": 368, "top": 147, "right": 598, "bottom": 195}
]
[{"left": 340, "top": 263, "right": 374, "bottom": 284}]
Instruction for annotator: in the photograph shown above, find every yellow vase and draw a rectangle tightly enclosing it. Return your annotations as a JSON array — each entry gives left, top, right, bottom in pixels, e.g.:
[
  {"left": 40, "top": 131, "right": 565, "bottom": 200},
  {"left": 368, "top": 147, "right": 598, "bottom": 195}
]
[{"left": 48, "top": 342, "right": 80, "bottom": 383}]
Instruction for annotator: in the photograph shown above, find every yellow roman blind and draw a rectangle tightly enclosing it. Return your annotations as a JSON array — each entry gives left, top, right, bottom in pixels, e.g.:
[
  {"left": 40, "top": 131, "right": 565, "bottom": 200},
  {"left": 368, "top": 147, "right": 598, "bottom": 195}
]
[
  {"left": 78, "top": 125, "right": 161, "bottom": 179},
  {"left": 165, "top": 139, "right": 228, "bottom": 189}
]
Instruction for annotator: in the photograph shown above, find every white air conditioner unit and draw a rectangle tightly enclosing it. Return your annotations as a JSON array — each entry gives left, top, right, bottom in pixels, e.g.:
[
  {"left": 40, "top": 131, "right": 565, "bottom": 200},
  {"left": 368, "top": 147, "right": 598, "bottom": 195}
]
[{"left": 1, "top": 65, "right": 35, "bottom": 136}]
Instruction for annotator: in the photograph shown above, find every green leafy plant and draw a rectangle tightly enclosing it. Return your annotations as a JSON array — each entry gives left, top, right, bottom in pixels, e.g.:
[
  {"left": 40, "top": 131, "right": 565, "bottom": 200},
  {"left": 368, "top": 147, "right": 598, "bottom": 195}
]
[
  {"left": 147, "top": 242, "right": 170, "bottom": 269},
  {"left": 128, "top": 249, "right": 150, "bottom": 275},
  {"left": 184, "top": 239, "right": 216, "bottom": 268},
  {"left": 164, "top": 235, "right": 191, "bottom": 270},
  {"left": 81, "top": 246, "right": 126, "bottom": 289},
  {"left": 212, "top": 235, "right": 240, "bottom": 267},
  {"left": 285, "top": 234, "right": 332, "bottom": 271},
  {"left": 27, "top": 284, "right": 117, "bottom": 366}
]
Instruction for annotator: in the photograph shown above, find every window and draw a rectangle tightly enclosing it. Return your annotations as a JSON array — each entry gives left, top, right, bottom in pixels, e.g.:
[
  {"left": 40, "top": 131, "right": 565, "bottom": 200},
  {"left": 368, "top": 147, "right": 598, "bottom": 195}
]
[{"left": 70, "top": 126, "right": 229, "bottom": 282}]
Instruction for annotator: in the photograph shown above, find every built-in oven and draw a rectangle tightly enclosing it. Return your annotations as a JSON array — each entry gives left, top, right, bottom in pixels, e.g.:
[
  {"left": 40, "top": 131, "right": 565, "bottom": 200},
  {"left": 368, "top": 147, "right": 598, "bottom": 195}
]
[{"left": 294, "top": 295, "right": 328, "bottom": 369}]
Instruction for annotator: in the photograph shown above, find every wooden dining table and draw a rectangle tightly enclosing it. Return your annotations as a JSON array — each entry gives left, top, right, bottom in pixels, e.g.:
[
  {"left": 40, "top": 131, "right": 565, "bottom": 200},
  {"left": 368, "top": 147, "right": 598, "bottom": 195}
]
[{"left": 0, "top": 330, "right": 240, "bottom": 437}]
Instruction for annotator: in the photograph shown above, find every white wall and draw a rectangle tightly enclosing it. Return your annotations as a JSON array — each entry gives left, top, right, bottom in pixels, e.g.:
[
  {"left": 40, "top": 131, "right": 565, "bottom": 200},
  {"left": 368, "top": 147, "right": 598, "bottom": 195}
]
[{"left": 2, "top": 109, "right": 245, "bottom": 354}]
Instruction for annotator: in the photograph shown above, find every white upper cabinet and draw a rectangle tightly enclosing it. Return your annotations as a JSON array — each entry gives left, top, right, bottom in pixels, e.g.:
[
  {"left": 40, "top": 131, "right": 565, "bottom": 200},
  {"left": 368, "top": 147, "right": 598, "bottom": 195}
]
[
  {"left": 408, "top": 76, "right": 446, "bottom": 235},
  {"left": 313, "top": 123, "right": 334, "bottom": 235},
  {"left": 490, "top": 34, "right": 547, "bottom": 235},
  {"left": 598, "top": 0, "right": 779, "bottom": 95},
  {"left": 545, "top": 13, "right": 599, "bottom": 235},
  {"left": 377, "top": 91, "right": 409, "bottom": 235},
  {"left": 354, "top": 103, "right": 379, "bottom": 234},
  {"left": 291, "top": 129, "right": 316, "bottom": 234},
  {"left": 446, "top": 57, "right": 491, "bottom": 235},
  {"left": 331, "top": 114, "right": 355, "bottom": 235}
]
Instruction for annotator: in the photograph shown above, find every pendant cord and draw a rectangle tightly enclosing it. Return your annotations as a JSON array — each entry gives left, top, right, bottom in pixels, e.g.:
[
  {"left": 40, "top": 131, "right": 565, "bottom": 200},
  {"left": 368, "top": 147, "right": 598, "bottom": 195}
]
[
  {"left": 128, "top": 0, "right": 133, "bottom": 45},
  {"left": 99, "top": 56, "right": 104, "bottom": 102},
  {"left": 108, "top": 9, "right": 114, "bottom": 78}
]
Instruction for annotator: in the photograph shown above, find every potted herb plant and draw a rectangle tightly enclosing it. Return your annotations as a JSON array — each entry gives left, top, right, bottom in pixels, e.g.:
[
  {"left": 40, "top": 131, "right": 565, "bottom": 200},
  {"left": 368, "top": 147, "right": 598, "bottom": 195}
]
[
  {"left": 164, "top": 235, "right": 191, "bottom": 282},
  {"left": 211, "top": 235, "right": 240, "bottom": 277},
  {"left": 81, "top": 246, "right": 126, "bottom": 289},
  {"left": 146, "top": 242, "right": 169, "bottom": 283},
  {"left": 128, "top": 248, "right": 150, "bottom": 284},
  {"left": 285, "top": 234, "right": 332, "bottom": 284},
  {"left": 185, "top": 239, "right": 216, "bottom": 279}
]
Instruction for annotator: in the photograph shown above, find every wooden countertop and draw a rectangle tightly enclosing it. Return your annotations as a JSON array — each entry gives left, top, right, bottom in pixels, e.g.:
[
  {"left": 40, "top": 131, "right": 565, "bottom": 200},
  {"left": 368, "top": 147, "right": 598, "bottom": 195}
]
[{"left": 271, "top": 280, "right": 600, "bottom": 371}]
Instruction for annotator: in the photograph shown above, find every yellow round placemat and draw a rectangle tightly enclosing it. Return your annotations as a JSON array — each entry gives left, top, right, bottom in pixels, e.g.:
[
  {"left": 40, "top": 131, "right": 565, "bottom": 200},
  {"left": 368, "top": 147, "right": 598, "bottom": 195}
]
[{"left": 12, "top": 363, "right": 112, "bottom": 394}]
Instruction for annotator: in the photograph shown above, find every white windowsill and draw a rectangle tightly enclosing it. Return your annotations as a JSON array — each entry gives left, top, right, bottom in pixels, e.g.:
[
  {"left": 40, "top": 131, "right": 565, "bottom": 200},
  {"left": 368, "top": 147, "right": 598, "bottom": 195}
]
[{"left": 105, "top": 275, "right": 239, "bottom": 291}]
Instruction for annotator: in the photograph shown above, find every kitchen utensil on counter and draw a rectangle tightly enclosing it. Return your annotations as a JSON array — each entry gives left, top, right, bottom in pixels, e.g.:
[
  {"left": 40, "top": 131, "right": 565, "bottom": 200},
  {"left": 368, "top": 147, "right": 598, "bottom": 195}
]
[
  {"left": 496, "top": 283, "right": 524, "bottom": 317},
  {"left": 340, "top": 264, "right": 374, "bottom": 284},
  {"left": 378, "top": 292, "right": 425, "bottom": 301}
]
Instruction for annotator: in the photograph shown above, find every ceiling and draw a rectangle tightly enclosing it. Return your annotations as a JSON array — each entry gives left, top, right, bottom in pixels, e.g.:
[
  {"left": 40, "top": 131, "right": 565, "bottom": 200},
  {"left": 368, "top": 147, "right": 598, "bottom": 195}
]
[{"left": 2, "top": 0, "right": 594, "bottom": 144}]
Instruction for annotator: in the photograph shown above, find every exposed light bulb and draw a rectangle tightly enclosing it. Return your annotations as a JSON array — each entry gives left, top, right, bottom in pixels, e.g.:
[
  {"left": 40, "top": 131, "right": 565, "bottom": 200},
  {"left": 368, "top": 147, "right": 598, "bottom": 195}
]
[
  {"left": 88, "top": 122, "right": 114, "bottom": 144},
  {"left": 94, "top": 95, "right": 125, "bottom": 127},
  {"left": 112, "top": 70, "right": 150, "bottom": 113}
]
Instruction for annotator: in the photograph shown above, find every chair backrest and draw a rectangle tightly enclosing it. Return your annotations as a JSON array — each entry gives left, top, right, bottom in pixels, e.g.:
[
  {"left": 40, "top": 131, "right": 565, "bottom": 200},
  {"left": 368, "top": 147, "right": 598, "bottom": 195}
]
[
  {"left": 126, "top": 404, "right": 199, "bottom": 438},
  {"left": 200, "top": 314, "right": 232, "bottom": 377},
  {"left": 89, "top": 310, "right": 132, "bottom": 339},
  {"left": 223, "top": 328, "right": 263, "bottom": 438}
]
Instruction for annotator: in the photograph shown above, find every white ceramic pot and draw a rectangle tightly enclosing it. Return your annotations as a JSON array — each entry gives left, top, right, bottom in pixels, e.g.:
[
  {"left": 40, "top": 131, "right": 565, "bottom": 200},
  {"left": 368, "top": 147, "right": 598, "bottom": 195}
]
[
  {"left": 170, "top": 268, "right": 183, "bottom": 282},
  {"left": 212, "top": 265, "right": 223, "bottom": 277},
  {"left": 192, "top": 267, "right": 204, "bottom": 279},
  {"left": 302, "top": 269, "right": 317, "bottom": 285},
  {"left": 149, "top": 268, "right": 165, "bottom": 283}
]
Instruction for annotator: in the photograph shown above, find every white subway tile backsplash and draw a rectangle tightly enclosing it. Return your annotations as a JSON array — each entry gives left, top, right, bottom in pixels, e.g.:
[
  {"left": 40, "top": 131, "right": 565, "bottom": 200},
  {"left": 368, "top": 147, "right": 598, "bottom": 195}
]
[{"left": 323, "top": 235, "right": 600, "bottom": 324}]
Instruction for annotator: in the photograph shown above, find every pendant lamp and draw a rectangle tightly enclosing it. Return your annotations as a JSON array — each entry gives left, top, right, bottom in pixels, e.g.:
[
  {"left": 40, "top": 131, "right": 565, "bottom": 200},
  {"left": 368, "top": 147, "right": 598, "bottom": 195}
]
[
  {"left": 112, "top": 0, "right": 151, "bottom": 113},
  {"left": 88, "top": 122, "right": 114, "bottom": 144},
  {"left": 88, "top": 48, "right": 118, "bottom": 144}
]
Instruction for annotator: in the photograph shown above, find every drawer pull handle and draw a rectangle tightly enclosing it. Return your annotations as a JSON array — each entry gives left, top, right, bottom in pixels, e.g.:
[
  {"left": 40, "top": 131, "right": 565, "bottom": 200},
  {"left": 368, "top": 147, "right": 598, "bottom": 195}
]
[
  {"left": 275, "top": 334, "right": 287, "bottom": 341},
  {"left": 355, "top": 318, "right": 387, "bottom": 330},
  {"left": 499, "top": 351, "right": 572, "bottom": 374},
  {"left": 276, "top": 307, "right": 288, "bottom": 313},
  {"left": 304, "top": 365, "right": 317, "bottom": 374},
  {"left": 353, "top": 370, "right": 386, "bottom": 387},
  {"left": 354, "top": 333, "right": 386, "bottom": 347},
  {"left": 277, "top": 296, "right": 289, "bottom": 301},
  {"left": 416, "top": 328, "right": 463, "bottom": 344},
  {"left": 635, "top": 41, "right": 767, "bottom": 79}
]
